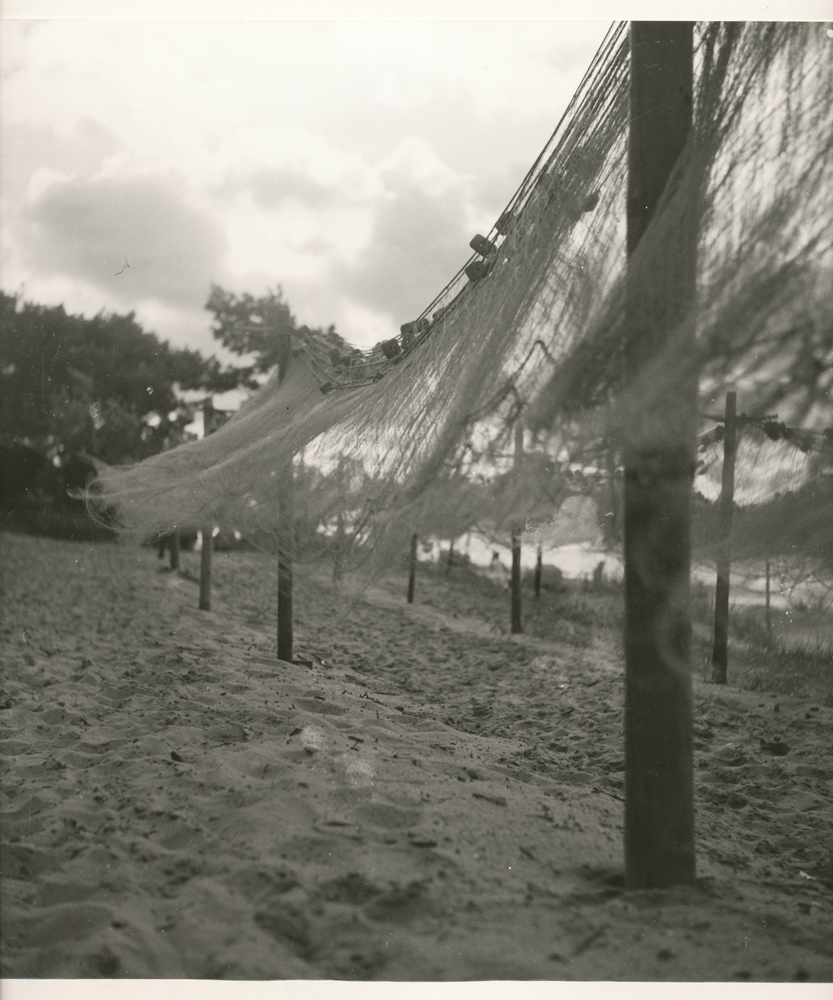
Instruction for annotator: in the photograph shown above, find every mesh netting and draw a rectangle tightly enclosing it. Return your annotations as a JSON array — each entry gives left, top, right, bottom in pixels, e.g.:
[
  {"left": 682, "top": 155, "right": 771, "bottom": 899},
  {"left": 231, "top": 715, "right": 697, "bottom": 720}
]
[
  {"left": 694, "top": 422, "right": 833, "bottom": 565},
  {"left": 92, "top": 22, "right": 833, "bottom": 585}
]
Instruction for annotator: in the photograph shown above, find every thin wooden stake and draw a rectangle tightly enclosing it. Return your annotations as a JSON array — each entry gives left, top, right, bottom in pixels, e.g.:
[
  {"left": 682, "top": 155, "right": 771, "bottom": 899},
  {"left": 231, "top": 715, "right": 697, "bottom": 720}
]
[
  {"left": 534, "top": 545, "right": 543, "bottom": 599},
  {"left": 275, "top": 334, "right": 294, "bottom": 663},
  {"left": 333, "top": 457, "right": 346, "bottom": 583},
  {"left": 277, "top": 473, "right": 294, "bottom": 662},
  {"left": 199, "top": 397, "right": 219, "bottom": 612},
  {"left": 446, "top": 539, "right": 455, "bottom": 576},
  {"left": 606, "top": 437, "right": 620, "bottom": 546},
  {"left": 511, "top": 420, "right": 524, "bottom": 634},
  {"left": 333, "top": 509, "right": 345, "bottom": 583},
  {"left": 765, "top": 559, "right": 771, "bottom": 634},
  {"left": 712, "top": 390, "right": 738, "bottom": 684},
  {"left": 407, "top": 533, "right": 418, "bottom": 604},
  {"left": 623, "top": 21, "right": 696, "bottom": 890},
  {"left": 169, "top": 530, "right": 180, "bottom": 572},
  {"left": 511, "top": 529, "right": 522, "bottom": 633},
  {"left": 199, "top": 526, "right": 213, "bottom": 611}
]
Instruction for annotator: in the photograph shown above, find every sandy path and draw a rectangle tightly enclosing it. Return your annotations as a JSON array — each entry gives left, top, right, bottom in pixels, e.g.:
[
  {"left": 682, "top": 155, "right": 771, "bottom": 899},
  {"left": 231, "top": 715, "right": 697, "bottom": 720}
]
[{"left": 1, "top": 533, "right": 832, "bottom": 981}]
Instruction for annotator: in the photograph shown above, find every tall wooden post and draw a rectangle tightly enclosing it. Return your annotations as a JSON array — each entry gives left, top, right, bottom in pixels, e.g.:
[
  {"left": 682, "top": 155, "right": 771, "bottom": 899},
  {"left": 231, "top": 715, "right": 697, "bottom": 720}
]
[
  {"left": 407, "top": 533, "right": 418, "bottom": 604},
  {"left": 711, "top": 391, "right": 738, "bottom": 683},
  {"left": 169, "top": 530, "right": 180, "bottom": 572},
  {"left": 534, "top": 545, "right": 543, "bottom": 599},
  {"left": 511, "top": 420, "right": 524, "bottom": 634},
  {"left": 765, "top": 560, "right": 771, "bottom": 634},
  {"left": 623, "top": 22, "right": 696, "bottom": 889},
  {"left": 276, "top": 334, "right": 294, "bottom": 663},
  {"left": 199, "top": 398, "right": 216, "bottom": 612}
]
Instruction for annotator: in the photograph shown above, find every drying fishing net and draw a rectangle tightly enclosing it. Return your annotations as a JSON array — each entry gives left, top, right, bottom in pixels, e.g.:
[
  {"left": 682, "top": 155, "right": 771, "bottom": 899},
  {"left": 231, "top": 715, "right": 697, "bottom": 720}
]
[
  {"left": 693, "top": 421, "right": 833, "bottom": 610},
  {"left": 92, "top": 22, "right": 833, "bottom": 593}
]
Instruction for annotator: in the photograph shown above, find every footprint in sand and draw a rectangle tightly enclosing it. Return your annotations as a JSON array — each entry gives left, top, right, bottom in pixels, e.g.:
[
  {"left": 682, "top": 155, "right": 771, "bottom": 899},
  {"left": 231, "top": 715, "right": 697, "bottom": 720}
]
[{"left": 354, "top": 804, "right": 421, "bottom": 829}]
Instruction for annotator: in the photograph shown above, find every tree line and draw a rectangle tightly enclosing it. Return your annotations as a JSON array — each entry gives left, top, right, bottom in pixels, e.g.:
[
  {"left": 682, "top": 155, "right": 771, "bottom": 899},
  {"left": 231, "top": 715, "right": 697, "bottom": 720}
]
[
  {"left": 0, "top": 285, "right": 331, "bottom": 465},
  {"left": 0, "top": 284, "right": 344, "bottom": 538}
]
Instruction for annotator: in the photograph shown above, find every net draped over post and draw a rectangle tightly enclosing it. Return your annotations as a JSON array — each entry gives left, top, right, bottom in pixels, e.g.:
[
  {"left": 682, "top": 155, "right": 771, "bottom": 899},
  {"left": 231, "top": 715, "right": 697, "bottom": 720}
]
[{"left": 91, "top": 23, "right": 832, "bottom": 577}]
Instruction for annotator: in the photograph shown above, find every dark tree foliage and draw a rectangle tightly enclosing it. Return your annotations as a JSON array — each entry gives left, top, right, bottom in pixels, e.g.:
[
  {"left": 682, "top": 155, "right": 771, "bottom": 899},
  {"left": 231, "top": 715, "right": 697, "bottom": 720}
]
[{"left": 0, "top": 291, "right": 235, "bottom": 465}]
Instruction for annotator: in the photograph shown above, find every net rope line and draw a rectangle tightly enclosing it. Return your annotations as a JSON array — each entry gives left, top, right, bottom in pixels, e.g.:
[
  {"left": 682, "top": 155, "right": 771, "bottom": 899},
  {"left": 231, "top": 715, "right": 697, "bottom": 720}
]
[
  {"left": 92, "top": 22, "right": 833, "bottom": 575},
  {"left": 299, "top": 21, "right": 630, "bottom": 393},
  {"left": 698, "top": 419, "right": 833, "bottom": 457}
]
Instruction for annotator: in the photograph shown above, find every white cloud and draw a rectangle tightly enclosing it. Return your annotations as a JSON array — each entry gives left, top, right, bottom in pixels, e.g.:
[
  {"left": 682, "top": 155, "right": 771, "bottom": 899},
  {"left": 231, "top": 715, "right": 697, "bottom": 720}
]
[
  {"left": 382, "top": 136, "right": 462, "bottom": 199},
  {"left": 2, "top": 16, "right": 611, "bottom": 353},
  {"left": 213, "top": 125, "right": 382, "bottom": 206},
  {"left": 207, "top": 131, "right": 471, "bottom": 345},
  {"left": 26, "top": 166, "right": 72, "bottom": 201}
]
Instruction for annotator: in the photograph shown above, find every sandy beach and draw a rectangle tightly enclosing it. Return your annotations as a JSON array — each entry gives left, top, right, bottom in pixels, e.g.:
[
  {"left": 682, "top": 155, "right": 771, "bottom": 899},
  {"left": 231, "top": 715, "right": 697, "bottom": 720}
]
[{"left": 1, "top": 531, "right": 832, "bottom": 982}]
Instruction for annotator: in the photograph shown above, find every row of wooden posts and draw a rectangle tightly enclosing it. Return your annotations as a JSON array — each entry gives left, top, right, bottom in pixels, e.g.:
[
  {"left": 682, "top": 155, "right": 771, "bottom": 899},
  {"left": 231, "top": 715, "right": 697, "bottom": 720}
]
[
  {"left": 405, "top": 415, "right": 534, "bottom": 635},
  {"left": 170, "top": 382, "right": 763, "bottom": 680},
  {"left": 164, "top": 528, "right": 213, "bottom": 610},
  {"left": 161, "top": 396, "right": 227, "bottom": 616},
  {"left": 406, "top": 531, "right": 546, "bottom": 624},
  {"left": 407, "top": 388, "right": 761, "bottom": 673},
  {"left": 190, "top": 336, "right": 295, "bottom": 665},
  {"left": 178, "top": 344, "right": 536, "bottom": 654}
]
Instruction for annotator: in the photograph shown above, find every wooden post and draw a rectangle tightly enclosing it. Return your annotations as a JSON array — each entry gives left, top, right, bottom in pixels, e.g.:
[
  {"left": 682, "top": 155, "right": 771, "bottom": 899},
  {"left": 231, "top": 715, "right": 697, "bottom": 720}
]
[
  {"left": 711, "top": 391, "right": 738, "bottom": 683},
  {"left": 333, "top": 510, "right": 345, "bottom": 583},
  {"left": 169, "top": 530, "right": 180, "bottom": 572},
  {"left": 276, "top": 334, "right": 294, "bottom": 663},
  {"left": 407, "top": 533, "right": 418, "bottom": 604},
  {"left": 765, "top": 560, "right": 771, "bottom": 634},
  {"left": 333, "top": 457, "right": 346, "bottom": 583},
  {"left": 199, "top": 527, "right": 213, "bottom": 611},
  {"left": 606, "top": 437, "right": 620, "bottom": 546},
  {"left": 623, "top": 22, "right": 696, "bottom": 890},
  {"left": 511, "top": 529, "right": 522, "bottom": 632},
  {"left": 277, "top": 470, "right": 294, "bottom": 663},
  {"left": 534, "top": 544, "right": 543, "bottom": 599},
  {"left": 446, "top": 540, "right": 455, "bottom": 576},
  {"left": 199, "top": 398, "right": 216, "bottom": 612},
  {"left": 511, "top": 420, "right": 524, "bottom": 634}
]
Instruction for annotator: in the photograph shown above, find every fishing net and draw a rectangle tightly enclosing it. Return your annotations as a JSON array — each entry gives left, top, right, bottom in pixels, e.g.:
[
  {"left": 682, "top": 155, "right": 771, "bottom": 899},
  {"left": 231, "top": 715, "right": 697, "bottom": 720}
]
[
  {"left": 92, "top": 22, "right": 833, "bottom": 593},
  {"left": 694, "top": 421, "right": 833, "bottom": 582}
]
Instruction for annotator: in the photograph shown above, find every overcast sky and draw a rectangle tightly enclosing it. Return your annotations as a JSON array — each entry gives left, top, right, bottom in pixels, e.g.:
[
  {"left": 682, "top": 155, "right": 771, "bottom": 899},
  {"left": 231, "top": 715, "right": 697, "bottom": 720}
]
[
  {"left": 0, "top": 10, "right": 618, "bottom": 360},
  {"left": 2, "top": 2, "right": 827, "bottom": 363}
]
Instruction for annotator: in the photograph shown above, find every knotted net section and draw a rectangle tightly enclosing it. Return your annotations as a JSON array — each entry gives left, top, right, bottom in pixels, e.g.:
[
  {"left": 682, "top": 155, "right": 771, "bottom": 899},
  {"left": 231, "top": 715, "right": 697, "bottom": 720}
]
[{"left": 92, "top": 22, "right": 832, "bottom": 584}]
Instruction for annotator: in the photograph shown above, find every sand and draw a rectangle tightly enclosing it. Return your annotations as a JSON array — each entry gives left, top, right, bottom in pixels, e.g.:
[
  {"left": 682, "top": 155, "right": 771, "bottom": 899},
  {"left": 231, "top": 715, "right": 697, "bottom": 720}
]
[{"left": 1, "top": 531, "right": 832, "bottom": 982}]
